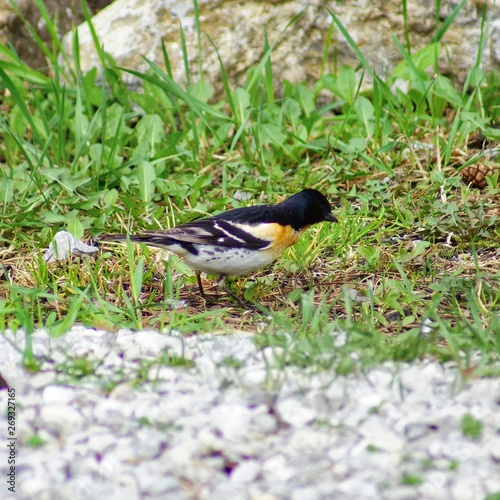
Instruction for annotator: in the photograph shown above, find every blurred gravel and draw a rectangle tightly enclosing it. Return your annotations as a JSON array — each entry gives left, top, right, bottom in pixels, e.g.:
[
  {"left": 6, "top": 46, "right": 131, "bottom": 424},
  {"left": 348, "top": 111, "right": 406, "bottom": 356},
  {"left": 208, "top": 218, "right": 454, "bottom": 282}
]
[{"left": 1, "top": 326, "right": 499, "bottom": 499}]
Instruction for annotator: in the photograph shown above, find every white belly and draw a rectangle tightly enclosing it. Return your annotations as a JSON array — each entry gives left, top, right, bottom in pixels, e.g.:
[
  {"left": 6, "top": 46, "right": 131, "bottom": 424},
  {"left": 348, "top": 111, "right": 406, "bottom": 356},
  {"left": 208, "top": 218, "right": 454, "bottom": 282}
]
[{"left": 183, "top": 245, "right": 277, "bottom": 277}]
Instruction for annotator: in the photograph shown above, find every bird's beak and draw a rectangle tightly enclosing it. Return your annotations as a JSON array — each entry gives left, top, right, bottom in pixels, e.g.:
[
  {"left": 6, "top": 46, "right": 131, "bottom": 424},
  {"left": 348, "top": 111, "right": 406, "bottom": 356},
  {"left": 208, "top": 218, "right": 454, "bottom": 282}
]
[{"left": 324, "top": 212, "right": 338, "bottom": 223}]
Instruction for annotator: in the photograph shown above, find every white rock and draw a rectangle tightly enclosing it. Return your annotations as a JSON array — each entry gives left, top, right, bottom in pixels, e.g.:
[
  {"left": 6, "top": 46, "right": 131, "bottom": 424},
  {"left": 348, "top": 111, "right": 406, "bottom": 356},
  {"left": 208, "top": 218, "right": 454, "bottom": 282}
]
[
  {"left": 484, "top": 475, "right": 500, "bottom": 495},
  {"left": 116, "top": 329, "right": 174, "bottom": 359},
  {"left": 358, "top": 391, "right": 385, "bottom": 409},
  {"left": 87, "top": 430, "right": 118, "bottom": 455},
  {"left": 39, "top": 405, "right": 83, "bottom": 435},
  {"left": 230, "top": 460, "right": 261, "bottom": 484},
  {"left": 277, "top": 398, "right": 317, "bottom": 428},
  {"left": 134, "top": 428, "right": 167, "bottom": 459},
  {"left": 291, "top": 486, "right": 323, "bottom": 500},
  {"left": 417, "top": 476, "right": 451, "bottom": 500},
  {"left": 289, "top": 428, "right": 336, "bottom": 456},
  {"left": 209, "top": 403, "right": 252, "bottom": 440},
  {"left": 241, "top": 367, "right": 268, "bottom": 386},
  {"left": 93, "top": 398, "right": 133, "bottom": 425},
  {"left": 29, "top": 371, "right": 57, "bottom": 389},
  {"left": 4, "top": 325, "right": 500, "bottom": 500},
  {"left": 384, "top": 486, "right": 428, "bottom": 500},
  {"left": 134, "top": 464, "right": 179, "bottom": 495},
  {"left": 488, "top": 436, "right": 500, "bottom": 463},
  {"left": 455, "top": 379, "right": 500, "bottom": 406},
  {"left": 42, "top": 385, "right": 76, "bottom": 405},
  {"left": 108, "top": 382, "right": 138, "bottom": 401},
  {"left": 212, "top": 482, "right": 250, "bottom": 500},
  {"left": 358, "top": 420, "right": 405, "bottom": 453},
  {"left": 262, "top": 454, "right": 295, "bottom": 482},
  {"left": 252, "top": 412, "right": 278, "bottom": 435},
  {"left": 450, "top": 475, "right": 485, "bottom": 500},
  {"left": 337, "top": 477, "right": 378, "bottom": 499},
  {"left": 15, "top": 405, "right": 37, "bottom": 440},
  {"left": 160, "top": 438, "right": 203, "bottom": 467}
]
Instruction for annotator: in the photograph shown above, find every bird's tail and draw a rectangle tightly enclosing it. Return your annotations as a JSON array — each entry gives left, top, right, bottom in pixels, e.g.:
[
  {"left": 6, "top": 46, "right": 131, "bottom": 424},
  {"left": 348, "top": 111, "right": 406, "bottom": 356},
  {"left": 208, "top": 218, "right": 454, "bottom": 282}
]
[
  {"left": 98, "top": 233, "right": 177, "bottom": 250},
  {"left": 99, "top": 233, "right": 144, "bottom": 244}
]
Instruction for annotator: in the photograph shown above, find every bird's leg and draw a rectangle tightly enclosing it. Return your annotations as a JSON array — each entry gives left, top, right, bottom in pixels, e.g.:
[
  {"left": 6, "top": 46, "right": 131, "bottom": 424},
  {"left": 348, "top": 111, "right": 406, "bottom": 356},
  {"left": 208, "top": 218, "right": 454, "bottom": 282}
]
[
  {"left": 216, "top": 275, "right": 229, "bottom": 296},
  {"left": 217, "top": 275, "right": 251, "bottom": 308},
  {"left": 195, "top": 270, "right": 206, "bottom": 299}
]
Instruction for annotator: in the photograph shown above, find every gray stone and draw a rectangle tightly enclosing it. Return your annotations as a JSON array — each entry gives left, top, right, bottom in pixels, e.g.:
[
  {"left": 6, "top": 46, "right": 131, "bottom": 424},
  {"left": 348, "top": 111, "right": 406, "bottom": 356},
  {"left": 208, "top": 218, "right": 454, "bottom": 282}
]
[
  {"left": 404, "top": 422, "right": 433, "bottom": 441},
  {"left": 60, "top": 0, "right": 500, "bottom": 98}
]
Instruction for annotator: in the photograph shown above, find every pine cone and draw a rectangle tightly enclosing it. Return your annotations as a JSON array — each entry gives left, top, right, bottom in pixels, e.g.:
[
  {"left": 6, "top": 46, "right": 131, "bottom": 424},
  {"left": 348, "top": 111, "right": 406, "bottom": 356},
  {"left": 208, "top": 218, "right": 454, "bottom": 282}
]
[{"left": 461, "top": 164, "right": 494, "bottom": 189}]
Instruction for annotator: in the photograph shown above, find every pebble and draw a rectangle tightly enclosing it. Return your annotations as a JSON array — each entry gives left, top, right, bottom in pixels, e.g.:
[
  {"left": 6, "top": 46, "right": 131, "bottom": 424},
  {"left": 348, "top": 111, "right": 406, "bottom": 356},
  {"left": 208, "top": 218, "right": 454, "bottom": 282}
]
[
  {"left": 230, "top": 460, "right": 261, "bottom": 484},
  {"left": 0, "top": 326, "right": 498, "bottom": 499},
  {"left": 490, "top": 437, "right": 500, "bottom": 463},
  {"left": 404, "top": 422, "right": 432, "bottom": 441},
  {"left": 38, "top": 404, "right": 84, "bottom": 435},
  {"left": 209, "top": 403, "right": 253, "bottom": 440},
  {"left": 42, "top": 385, "right": 76, "bottom": 405},
  {"left": 277, "top": 398, "right": 317, "bottom": 428}
]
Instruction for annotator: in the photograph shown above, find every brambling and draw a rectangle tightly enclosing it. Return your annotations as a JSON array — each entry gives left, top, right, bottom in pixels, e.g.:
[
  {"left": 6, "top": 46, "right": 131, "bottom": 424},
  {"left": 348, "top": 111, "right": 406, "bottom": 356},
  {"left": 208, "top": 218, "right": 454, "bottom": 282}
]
[{"left": 100, "top": 188, "right": 337, "bottom": 299}]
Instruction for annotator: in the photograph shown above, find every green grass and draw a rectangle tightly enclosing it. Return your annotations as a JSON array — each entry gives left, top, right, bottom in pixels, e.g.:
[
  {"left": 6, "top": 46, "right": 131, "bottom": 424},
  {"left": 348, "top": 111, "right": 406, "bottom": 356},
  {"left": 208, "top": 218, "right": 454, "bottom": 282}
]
[
  {"left": 460, "top": 413, "right": 484, "bottom": 440},
  {"left": 0, "top": 1, "right": 499, "bottom": 376}
]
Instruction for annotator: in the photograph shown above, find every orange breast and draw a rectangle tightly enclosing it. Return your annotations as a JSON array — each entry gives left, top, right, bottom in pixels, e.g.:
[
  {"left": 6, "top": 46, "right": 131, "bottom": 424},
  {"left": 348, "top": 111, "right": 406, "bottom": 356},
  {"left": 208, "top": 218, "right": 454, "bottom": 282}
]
[{"left": 250, "top": 223, "right": 302, "bottom": 259}]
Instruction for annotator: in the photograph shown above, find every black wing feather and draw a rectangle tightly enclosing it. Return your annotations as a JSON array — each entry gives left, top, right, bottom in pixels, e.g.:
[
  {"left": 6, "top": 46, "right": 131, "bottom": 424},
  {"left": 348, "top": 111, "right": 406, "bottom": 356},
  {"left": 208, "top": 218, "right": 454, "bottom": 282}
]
[{"left": 144, "top": 221, "right": 268, "bottom": 249}]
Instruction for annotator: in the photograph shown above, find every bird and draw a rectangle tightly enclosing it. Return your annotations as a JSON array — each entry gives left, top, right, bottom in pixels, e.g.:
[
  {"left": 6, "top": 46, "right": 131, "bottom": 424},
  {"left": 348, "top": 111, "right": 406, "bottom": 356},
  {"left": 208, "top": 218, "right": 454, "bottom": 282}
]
[{"left": 100, "top": 188, "right": 337, "bottom": 300}]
